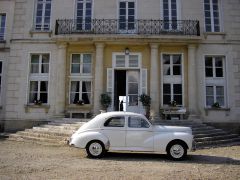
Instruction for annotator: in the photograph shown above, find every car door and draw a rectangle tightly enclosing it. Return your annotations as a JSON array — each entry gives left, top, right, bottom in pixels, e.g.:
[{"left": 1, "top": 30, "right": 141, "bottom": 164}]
[
  {"left": 101, "top": 116, "right": 126, "bottom": 148},
  {"left": 126, "top": 116, "right": 154, "bottom": 151}
]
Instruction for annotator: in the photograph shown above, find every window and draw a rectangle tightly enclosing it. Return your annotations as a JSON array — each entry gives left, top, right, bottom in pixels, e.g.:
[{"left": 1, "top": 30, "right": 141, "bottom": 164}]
[
  {"left": 163, "top": 83, "right": 182, "bottom": 105},
  {"left": 0, "top": 14, "right": 6, "bottom": 40},
  {"left": 205, "top": 56, "right": 226, "bottom": 107},
  {"left": 29, "top": 54, "right": 50, "bottom": 104},
  {"left": 71, "top": 54, "right": 92, "bottom": 74},
  {"left": 205, "top": 56, "right": 223, "bottom": 77},
  {"left": 119, "top": 0, "right": 135, "bottom": 32},
  {"left": 76, "top": 0, "right": 92, "bottom": 30},
  {"left": 206, "top": 86, "right": 224, "bottom": 107},
  {"left": 204, "top": 0, "right": 220, "bottom": 32},
  {"left": 128, "top": 116, "right": 150, "bottom": 128},
  {"left": 163, "top": 54, "right": 181, "bottom": 76},
  {"left": 162, "top": 0, "right": 178, "bottom": 30},
  {"left": 104, "top": 116, "right": 125, "bottom": 127},
  {"left": 70, "top": 53, "right": 92, "bottom": 105},
  {"left": 34, "top": 0, "right": 52, "bottom": 31},
  {"left": 70, "top": 81, "right": 92, "bottom": 104},
  {"left": 162, "top": 54, "right": 183, "bottom": 106},
  {"left": 114, "top": 54, "right": 140, "bottom": 68}
]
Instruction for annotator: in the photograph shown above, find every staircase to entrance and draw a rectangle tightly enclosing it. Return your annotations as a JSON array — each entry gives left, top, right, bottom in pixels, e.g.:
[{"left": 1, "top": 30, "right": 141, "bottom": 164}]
[{"left": 6, "top": 118, "right": 240, "bottom": 149}]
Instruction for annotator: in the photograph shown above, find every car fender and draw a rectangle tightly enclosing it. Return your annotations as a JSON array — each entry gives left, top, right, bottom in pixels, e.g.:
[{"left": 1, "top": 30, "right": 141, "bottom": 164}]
[
  {"left": 153, "top": 132, "right": 193, "bottom": 152},
  {"left": 70, "top": 131, "right": 109, "bottom": 150}
]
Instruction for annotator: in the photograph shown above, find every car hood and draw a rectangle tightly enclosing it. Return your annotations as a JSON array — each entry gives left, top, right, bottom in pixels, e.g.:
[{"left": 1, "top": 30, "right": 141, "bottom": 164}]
[{"left": 153, "top": 125, "right": 192, "bottom": 134}]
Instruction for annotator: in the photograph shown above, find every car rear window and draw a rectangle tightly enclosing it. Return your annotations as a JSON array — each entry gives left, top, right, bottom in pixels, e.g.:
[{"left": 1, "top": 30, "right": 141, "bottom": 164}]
[
  {"left": 128, "top": 116, "right": 150, "bottom": 128},
  {"left": 104, "top": 116, "right": 125, "bottom": 127}
]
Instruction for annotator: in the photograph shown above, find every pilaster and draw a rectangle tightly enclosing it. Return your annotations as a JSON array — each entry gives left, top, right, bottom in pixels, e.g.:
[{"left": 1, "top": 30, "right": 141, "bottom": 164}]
[
  {"left": 188, "top": 44, "right": 199, "bottom": 119},
  {"left": 55, "top": 43, "right": 67, "bottom": 116},
  {"left": 93, "top": 43, "right": 105, "bottom": 115},
  {"left": 150, "top": 43, "right": 159, "bottom": 118}
]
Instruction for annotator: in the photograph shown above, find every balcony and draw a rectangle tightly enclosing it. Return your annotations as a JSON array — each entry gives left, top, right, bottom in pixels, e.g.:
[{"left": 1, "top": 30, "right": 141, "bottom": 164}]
[{"left": 55, "top": 19, "right": 200, "bottom": 36}]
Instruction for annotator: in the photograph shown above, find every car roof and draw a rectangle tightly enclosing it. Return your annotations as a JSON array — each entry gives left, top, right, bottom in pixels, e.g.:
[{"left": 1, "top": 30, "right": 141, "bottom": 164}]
[
  {"left": 97, "top": 111, "right": 145, "bottom": 118},
  {"left": 79, "top": 112, "right": 147, "bottom": 130}
]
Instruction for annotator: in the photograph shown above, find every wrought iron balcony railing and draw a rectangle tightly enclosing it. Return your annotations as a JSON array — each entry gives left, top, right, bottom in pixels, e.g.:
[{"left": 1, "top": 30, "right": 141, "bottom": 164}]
[{"left": 55, "top": 19, "right": 200, "bottom": 36}]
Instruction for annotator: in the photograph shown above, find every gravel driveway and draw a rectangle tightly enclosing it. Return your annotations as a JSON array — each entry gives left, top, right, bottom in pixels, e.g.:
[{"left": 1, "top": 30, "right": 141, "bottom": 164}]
[{"left": 0, "top": 139, "right": 239, "bottom": 180}]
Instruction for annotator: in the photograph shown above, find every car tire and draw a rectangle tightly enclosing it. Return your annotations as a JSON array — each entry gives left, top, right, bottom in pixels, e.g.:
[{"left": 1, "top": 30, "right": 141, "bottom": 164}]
[
  {"left": 167, "top": 142, "right": 187, "bottom": 161},
  {"left": 86, "top": 140, "right": 106, "bottom": 158}
]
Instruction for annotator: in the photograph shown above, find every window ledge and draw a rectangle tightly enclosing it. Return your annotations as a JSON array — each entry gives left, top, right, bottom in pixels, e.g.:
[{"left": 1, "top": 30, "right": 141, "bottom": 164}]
[
  {"left": 203, "top": 32, "right": 226, "bottom": 39},
  {"left": 0, "top": 40, "right": 6, "bottom": 43},
  {"left": 29, "top": 30, "right": 52, "bottom": 37},
  {"left": 24, "top": 104, "right": 50, "bottom": 113},
  {"left": 0, "top": 40, "right": 6, "bottom": 48},
  {"left": 66, "top": 104, "right": 92, "bottom": 110},
  {"left": 204, "top": 107, "right": 230, "bottom": 116}
]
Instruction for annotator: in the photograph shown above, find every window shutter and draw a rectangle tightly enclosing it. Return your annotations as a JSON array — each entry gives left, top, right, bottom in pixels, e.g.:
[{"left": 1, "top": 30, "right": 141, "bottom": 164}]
[
  {"left": 107, "top": 68, "right": 114, "bottom": 111},
  {"left": 107, "top": 68, "right": 113, "bottom": 93},
  {"left": 141, "top": 68, "right": 147, "bottom": 94}
]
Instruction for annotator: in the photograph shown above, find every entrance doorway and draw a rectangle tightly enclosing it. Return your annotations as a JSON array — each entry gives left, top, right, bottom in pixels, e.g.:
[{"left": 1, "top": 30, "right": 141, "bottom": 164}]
[{"left": 114, "top": 70, "right": 140, "bottom": 112}]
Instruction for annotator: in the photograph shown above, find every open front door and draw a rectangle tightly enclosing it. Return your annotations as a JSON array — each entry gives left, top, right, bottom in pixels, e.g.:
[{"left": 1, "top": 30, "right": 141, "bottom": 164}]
[{"left": 126, "top": 70, "right": 140, "bottom": 113}]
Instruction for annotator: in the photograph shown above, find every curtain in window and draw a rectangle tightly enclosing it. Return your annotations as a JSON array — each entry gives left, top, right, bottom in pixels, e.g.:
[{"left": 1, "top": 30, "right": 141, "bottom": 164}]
[
  {"left": 40, "top": 81, "right": 48, "bottom": 103},
  {"left": 0, "top": 14, "right": 6, "bottom": 40},
  {"left": 82, "top": 81, "right": 91, "bottom": 104},
  {"left": 41, "top": 54, "right": 49, "bottom": 73},
  {"left": 31, "top": 55, "right": 40, "bottom": 73},
  {"left": 29, "top": 81, "right": 38, "bottom": 103},
  {"left": 70, "top": 81, "right": 79, "bottom": 104}
]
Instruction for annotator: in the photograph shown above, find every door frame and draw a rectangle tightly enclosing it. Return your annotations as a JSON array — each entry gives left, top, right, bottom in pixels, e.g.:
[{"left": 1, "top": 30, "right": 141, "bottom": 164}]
[{"left": 108, "top": 52, "right": 146, "bottom": 114}]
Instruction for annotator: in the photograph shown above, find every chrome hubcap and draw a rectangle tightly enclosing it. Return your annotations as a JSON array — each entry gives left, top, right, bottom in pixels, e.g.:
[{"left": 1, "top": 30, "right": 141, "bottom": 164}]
[
  {"left": 89, "top": 142, "right": 103, "bottom": 156},
  {"left": 170, "top": 144, "right": 184, "bottom": 159}
]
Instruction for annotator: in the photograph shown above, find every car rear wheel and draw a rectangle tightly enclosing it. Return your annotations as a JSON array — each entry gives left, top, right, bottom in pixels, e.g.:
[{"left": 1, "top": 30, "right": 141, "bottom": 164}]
[
  {"left": 86, "top": 141, "right": 105, "bottom": 158},
  {"left": 167, "top": 143, "right": 187, "bottom": 160}
]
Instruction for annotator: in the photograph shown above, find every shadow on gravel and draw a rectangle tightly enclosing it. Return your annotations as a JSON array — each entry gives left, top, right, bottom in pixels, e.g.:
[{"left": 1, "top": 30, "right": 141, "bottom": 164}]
[
  {"left": 99, "top": 152, "right": 240, "bottom": 165},
  {"left": 0, "top": 136, "right": 8, "bottom": 141}
]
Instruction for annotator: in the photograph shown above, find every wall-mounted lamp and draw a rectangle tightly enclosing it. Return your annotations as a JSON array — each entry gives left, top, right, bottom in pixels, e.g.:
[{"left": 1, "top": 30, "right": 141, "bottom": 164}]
[{"left": 125, "top": 48, "right": 130, "bottom": 55}]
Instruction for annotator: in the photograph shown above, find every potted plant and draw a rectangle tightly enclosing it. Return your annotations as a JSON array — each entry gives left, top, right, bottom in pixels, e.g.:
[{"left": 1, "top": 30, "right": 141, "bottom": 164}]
[
  {"left": 75, "top": 100, "right": 84, "bottom": 105},
  {"left": 34, "top": 99, "right": 42, "bottom": 105},
  {"left": 169, "top": 100, "right": 177, "bottom": 107},
  {"left": 212, "top": 102, "right": 221, "bottom": 108},
  {"left": 139, "top": 94, "right": 151, "bottom": 119},
  {"left": 100, "top": 93, "right": 111, "bottom": 112}
]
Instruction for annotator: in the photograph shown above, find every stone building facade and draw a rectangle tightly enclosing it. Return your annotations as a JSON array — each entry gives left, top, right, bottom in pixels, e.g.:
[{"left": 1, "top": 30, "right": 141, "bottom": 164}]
[{"left": 0, "top": 0, "right": 240, "bottom": 132}]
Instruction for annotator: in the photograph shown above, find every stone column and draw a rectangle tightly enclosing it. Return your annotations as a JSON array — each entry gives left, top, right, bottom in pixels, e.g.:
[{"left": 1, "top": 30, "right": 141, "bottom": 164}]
[
  {"left": 150, "top": 43, "right": 159, "bottom": 118},
  {"left": 93, "top": 43, "right": 105, "bottom": 115},
  {"left": 55, "top": 43, "right": 67, "bottom": 116},
  {"left": 188, "top": 44, "right": 198, "bottom": 118}
]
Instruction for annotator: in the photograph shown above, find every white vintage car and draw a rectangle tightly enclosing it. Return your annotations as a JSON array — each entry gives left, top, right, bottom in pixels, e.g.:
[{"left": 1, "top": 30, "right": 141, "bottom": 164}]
[{"left": 69, "top": 112, "right": 194, "bottom": 160}]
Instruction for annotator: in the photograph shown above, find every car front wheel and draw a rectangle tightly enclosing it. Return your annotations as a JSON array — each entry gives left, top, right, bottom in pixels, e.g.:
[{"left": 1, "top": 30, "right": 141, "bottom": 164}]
[
  {"left": 86, "top": 141, "right": 105, "bottom": 158},
  {"left": 167, "top": 143, "right": 187, "bottom": 160}
]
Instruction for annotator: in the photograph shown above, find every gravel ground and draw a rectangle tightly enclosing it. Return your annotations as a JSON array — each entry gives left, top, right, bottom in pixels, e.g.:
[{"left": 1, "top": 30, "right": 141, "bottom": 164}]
[{"left": 0, "top": 139, "right": 239, "bottom": 180}]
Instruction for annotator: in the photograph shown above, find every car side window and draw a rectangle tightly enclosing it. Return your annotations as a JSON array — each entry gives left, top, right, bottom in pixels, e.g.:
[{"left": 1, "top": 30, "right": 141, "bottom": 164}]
[
  {"left": 128, "top": 116, "right": 150, "bottom": 128},
  {"left": 104, "top": 116, "right": 125, "bottom": 127}
]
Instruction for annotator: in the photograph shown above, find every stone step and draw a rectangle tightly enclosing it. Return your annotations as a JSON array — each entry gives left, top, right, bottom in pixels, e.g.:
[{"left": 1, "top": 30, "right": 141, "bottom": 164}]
[
  {"left": 193, "top": 128, "right": 224, "bottom": 135},
  {"left": 8, "top": 134, "right": 67, "bottom": 146},
  {"left": 194, "top": 131, "right": 228, "bottom": 138},
  {"left": 38, "top": 124, "right": 79, "bottom": 131},
  {"left": 32, "top": 127, "right": 76, "bottom": 134},
  {"left": 52, "top": 118, "right": 89, "bottom": 123},
  {"left": 196, "top": 137, "right": 240, "bottom": 148},
  {"left": 194, "top": 134, "right": 239, "bottom": 143},
  {"left": 47, "top": 122, "right": 85, "bottom": 127},
  {"left": 21, "top": 130, "right": 72, "bottom": 139}
]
